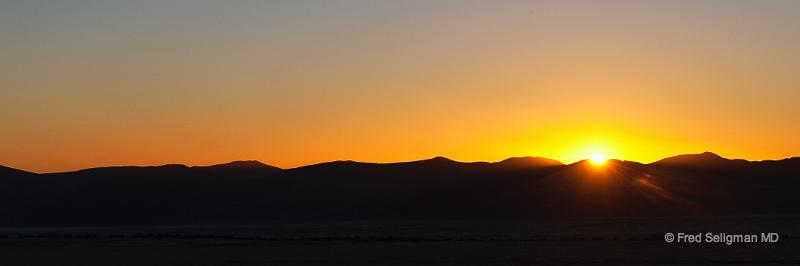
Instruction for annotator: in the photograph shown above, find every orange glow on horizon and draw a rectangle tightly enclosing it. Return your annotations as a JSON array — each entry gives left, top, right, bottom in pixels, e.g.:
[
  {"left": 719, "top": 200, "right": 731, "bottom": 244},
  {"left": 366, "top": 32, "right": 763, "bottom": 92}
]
[{"left": 2, "top": 2, "right": 800, "bottom": 173}]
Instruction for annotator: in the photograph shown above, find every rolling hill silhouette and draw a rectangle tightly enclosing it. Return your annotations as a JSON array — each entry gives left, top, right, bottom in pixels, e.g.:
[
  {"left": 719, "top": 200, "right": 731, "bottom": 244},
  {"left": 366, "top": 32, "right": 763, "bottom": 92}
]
[
  {"left": 1, "top": 152, "right": 799, "bottom": 226},
  {"left": 653, "top": 151, "right": 751, "bottom": 168},
  {"left": 493, "top": 156, "right": 563, "bottom": 169},
  {"left": 0, "top": 165, "right": 33, "bottom": 177}
]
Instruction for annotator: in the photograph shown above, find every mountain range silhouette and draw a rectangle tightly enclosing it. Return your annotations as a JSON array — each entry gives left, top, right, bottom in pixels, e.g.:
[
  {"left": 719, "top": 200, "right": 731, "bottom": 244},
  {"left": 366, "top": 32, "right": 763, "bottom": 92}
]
[{"left": 2, "top": 152, "right": 799, "bottom": 226}]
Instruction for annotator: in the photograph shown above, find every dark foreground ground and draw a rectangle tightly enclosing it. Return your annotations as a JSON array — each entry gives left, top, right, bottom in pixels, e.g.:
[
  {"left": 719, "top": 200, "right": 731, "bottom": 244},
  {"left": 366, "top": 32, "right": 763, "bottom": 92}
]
[{"left": 1, "top": 216, "right": 798, "bottom": 265}]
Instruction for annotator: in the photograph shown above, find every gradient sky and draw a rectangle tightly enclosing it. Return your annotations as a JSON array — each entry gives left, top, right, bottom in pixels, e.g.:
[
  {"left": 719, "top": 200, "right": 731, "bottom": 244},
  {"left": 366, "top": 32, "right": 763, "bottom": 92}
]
[{"left": 2, "top": 0, "right": 800, "bottom": 173}]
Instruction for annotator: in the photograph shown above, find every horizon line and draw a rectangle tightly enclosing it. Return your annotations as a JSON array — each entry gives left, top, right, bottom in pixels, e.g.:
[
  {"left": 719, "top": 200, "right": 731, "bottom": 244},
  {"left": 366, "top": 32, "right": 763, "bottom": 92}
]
[{"left": 4, "top": 151, "right": 800, "bottom": 175}]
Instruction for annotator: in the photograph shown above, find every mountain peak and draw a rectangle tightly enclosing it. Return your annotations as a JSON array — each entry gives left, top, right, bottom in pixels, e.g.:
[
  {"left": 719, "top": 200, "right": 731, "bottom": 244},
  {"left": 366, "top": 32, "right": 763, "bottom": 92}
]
[
  {"left": 428, "top": 156, "right": 456, "bottom": 162},
  {"left": 382, "top": 156, "right": 464, "bottom": 168},
  {"left": 199, "top": 160, "right": 282, "bottom": 174},
  {"left": 207, "top": 160, "right": 277, "bottom": 169},
  {"left": 652, "top": 152, "right": 732, "bottom": 167},
  {"left": 495, "top": 157, "right": 563, "bottom": 168},
  {"left": 699, "top": 151, "right": 723, "bottom": 158},
  {"left": 393, "top": 156, "right": 460, "bottom": 166}
]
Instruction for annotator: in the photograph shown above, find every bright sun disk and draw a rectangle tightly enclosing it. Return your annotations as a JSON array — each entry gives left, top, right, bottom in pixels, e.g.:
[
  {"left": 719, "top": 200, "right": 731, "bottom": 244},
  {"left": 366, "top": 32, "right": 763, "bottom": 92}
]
[{"left": 589, "top": 153, "right": 607, "bottom": 165}]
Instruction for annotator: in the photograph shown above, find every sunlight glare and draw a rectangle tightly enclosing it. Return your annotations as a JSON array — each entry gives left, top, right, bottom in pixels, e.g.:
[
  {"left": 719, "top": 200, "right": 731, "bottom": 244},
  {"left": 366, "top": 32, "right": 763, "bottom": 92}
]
[{"left": 589, "top": 153, "right": 607, "bottom": 165}]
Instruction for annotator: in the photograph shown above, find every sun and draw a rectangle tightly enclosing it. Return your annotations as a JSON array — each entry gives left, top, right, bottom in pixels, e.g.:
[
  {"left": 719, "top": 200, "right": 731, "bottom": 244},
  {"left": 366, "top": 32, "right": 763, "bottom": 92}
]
[{"left": 589, "top": 153, "right": 607, "bottom": 165}]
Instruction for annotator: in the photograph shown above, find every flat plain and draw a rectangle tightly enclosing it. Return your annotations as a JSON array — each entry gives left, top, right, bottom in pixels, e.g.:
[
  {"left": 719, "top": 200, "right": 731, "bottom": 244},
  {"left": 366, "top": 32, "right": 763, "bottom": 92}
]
[{"left": 2, "top": 216, "right": 798, "bottom": 265}]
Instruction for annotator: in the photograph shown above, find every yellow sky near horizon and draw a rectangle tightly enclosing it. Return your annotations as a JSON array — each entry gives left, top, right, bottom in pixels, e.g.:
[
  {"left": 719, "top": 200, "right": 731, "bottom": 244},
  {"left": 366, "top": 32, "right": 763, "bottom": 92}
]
[{"left": 2, "top": 1, "right": 800, "bottom": 173}]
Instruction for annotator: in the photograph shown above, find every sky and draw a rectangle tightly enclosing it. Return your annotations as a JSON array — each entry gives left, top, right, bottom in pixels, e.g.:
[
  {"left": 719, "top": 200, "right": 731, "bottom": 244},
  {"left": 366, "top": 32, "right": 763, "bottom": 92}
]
[{"left": 2, "top": 0, "right": 800, "bottom": 173}]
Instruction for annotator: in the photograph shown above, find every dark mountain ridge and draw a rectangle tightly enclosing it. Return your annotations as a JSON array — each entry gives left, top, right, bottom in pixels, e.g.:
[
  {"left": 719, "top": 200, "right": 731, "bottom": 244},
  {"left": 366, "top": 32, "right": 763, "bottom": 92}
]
[
  {"left": 0, "top": 165, "right": 33, "bottom": 177},
  {"left": 1, "top": 153, "right": 799, "bottom": 226}
]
